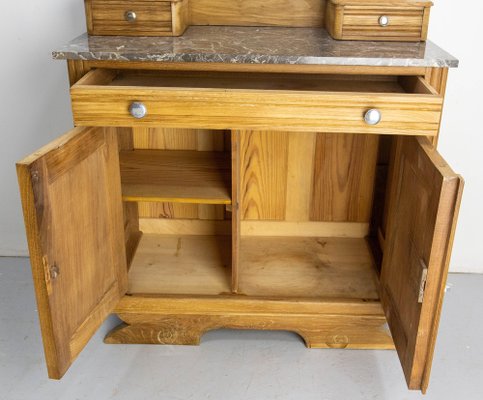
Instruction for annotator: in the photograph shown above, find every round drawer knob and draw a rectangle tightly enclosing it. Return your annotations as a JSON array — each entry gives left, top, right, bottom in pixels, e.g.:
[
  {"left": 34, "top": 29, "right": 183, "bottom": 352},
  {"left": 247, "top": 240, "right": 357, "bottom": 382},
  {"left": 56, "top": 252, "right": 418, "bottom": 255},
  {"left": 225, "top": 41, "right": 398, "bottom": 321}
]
[
  {"left": 364, "top": 109, "right": 382, "bottom": 125},
  {"left": 129, "top": 102, "right": 147, "bottom": 119},
  {"left": 378, "top": 15, "right": 389, "bottom": 27},
  {"left": 125, "top": 11, "right": 137, "bottom": 22}
]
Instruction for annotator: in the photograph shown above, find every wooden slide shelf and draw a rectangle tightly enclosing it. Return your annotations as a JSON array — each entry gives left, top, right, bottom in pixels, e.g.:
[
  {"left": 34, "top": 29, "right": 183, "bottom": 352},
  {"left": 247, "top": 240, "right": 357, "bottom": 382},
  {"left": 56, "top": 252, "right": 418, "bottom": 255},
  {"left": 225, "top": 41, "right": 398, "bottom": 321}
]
[{"left": 119, "top": 149, "right": 231, "bottom": 204}]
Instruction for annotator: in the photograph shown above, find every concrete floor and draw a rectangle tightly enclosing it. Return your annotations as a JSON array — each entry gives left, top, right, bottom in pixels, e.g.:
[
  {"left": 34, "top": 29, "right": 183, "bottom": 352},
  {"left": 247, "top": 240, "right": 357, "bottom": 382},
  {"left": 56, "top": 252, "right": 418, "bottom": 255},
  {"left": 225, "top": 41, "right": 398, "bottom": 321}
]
[{"left": 0, "top": 257, "right": 481, "bottom": 400}]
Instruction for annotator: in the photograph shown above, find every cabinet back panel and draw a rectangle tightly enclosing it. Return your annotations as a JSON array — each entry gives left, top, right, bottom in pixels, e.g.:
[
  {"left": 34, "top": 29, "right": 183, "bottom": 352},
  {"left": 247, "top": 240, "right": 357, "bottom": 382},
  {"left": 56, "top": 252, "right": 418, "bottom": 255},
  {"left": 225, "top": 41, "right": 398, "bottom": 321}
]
[
  {"left": 190, "top": 0, "right": 326, "bottom": 27},
  {"left": 239, "top": 131, "right": 379, "bottom": 228}
]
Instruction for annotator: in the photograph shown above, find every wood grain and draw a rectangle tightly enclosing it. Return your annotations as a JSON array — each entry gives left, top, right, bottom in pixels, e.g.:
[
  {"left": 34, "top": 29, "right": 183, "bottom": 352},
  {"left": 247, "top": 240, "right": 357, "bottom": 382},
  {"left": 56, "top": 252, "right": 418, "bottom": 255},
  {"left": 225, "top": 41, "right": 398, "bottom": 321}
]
[
  {"left": 190, "top": 0, "right": 326, "bottom": 27},
  {"left": 139, "top": 218, "right": 231, "bottom": 235},
  {"left": 239, "top": 131, "right": 288, "bottom": 220},
  {"left": 131, "top": 127, "right": 228, "bottom": 220},
  {"left": 240, "top": 221, "right": 369, "bottom": 238},
  {"left": 106, "top": 314, "right": 393, "bottom": 349},
  {"left": 285, "top": 132, "right": 316, "bottom": 221},
  {"left": 16, "top": 126, "right": 126, "bottom": 379},
  {"left": 71, "top": 70, "right": 443, "bottom": 135},
  {"left": 138, "top": 202, "right": 199, "bottom": 219},
  {"left": 325, "top": 0, "right": 432, "bottom": 42},
  {"left": 119, "top": 149, "right": 232, "bottom": 204},
  {"left": 380, "top": 136, "right": 463, "bottom": 391},
  {"left": 424, "top": 67, "right": 449, "bottom": 146},
  {"left": 77, "top": 59, "right": 429, "bottom": 76},
  {"left": 85, "top": 0, "right": 189, "bottom": 36},
  {"left": 171, "top": 0, "right": 189, "bottom": 35},
  {"left": 107, "top": 295, "right": 394, "bottom": 349},
  {"left": 238, "top": 237, "right": 380, "bottom": 299},
  {"left": 128, "top": 234, "right": 232, "bottom": 295},
  {"left": 310, "top": 134, "right": 379, "bottom": 222},
  {"left": 231, "top": 130, "right": 241, "bottom": 292},
  {"left": 116, "top": 127, "right": 142, "bottom": 268}
]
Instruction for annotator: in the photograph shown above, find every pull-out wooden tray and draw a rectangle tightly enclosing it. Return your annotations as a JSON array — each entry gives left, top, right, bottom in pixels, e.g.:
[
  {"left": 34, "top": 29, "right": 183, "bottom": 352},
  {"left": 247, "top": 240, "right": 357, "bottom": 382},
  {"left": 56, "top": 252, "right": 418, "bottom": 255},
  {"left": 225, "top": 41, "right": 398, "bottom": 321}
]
[{"left": 71, "top": 69, "right": 443, "bottom": 135}]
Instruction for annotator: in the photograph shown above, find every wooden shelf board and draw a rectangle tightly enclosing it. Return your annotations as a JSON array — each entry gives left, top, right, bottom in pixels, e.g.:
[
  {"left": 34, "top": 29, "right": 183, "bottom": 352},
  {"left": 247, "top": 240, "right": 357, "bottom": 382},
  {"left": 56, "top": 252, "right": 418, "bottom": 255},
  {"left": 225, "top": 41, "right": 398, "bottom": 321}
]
[
  {"left": 128, "top": 234, "right": 232, "bottom": 295},
  {"left": 120, "top": 149, "right": 231, "bottom": 204},
  {"left": 238, "top": 237, "right": 380, "bottom": 299}
]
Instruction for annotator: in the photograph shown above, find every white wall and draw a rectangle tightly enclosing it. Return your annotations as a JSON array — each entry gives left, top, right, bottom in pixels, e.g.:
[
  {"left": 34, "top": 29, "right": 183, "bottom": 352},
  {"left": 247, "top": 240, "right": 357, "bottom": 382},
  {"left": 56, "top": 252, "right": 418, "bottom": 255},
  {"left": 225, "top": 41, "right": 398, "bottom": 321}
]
[
  {"left": 429, "top": 1, "right": 483, "bottom": 273},
  {"left": 0, "top": 0, "right": 481, "bottom": 272},
  {"left": 0, "top": 0, "right": 86, "bottom": 254}
]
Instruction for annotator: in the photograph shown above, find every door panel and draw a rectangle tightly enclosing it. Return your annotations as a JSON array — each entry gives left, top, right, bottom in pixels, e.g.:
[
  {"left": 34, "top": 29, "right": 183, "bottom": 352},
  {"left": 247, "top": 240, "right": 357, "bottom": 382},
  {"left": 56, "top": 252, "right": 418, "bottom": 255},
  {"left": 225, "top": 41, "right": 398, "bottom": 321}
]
[
  {"left": 17, "top": 126, "right": 127, "bottom": 379},
  {"left": 381, "top": 136, "right": 463, "bottom": 392}
]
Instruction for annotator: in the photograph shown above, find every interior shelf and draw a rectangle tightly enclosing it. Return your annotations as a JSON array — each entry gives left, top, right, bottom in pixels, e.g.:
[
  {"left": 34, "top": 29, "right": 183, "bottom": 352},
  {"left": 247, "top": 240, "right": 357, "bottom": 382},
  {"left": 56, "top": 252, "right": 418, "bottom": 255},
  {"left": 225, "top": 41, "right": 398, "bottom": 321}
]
[
  {"left": 128, "top": 234, "right": 232, "bottom": 295},
  {"left": 120, "top": 149, "right": 231, "bottom": 204},
  {"left": 238, "top": 237, "right": 380, "bottom": 299}
]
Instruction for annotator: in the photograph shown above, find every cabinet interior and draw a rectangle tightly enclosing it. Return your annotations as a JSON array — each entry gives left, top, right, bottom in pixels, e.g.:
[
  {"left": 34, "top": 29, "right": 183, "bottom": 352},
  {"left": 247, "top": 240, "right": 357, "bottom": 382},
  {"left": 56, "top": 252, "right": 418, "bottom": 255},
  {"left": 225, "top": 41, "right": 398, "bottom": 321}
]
[
  {"left": 80, "top": 68, "right": 435, "bottom": 95},
  {"left": 118, "top": 126, "right": 390, "bottom": 301}
]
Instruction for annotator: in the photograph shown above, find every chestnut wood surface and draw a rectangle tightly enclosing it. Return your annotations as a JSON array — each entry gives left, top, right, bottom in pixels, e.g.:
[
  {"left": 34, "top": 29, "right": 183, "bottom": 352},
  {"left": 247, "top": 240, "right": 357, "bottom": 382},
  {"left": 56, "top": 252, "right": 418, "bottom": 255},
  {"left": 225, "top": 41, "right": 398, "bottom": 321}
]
[
  {"left": 128, "top": 234, "right": 232, "bottom": 295},
  {"left": 119, "top": 149, "right": 232, "bottom": 204},
  {"left": 381, "top": 136, "right": 463, "bottom": 392},
  {"left": 85, "top": 0, "right": 189, "bottom": 36},
  {"left": 17, "top": 127, "right": 127, "bottom": 379},
  {"left": 108, "top": 295, "right": 394, "bottom": 349},
  {"left": 325, "top": 0, "right": 432, "bottom": 41},
  {"left": 70, "top": 70, "right": 443, "bottom": 135},
  {"left": 190, "top": 0, "right": 326, "bottom": 27},
  {"left": 20, "top": 57, "right": 457, "bottom": 393},
  {"left": 238, "top": 237, "right": 379, "bottom": 299}
]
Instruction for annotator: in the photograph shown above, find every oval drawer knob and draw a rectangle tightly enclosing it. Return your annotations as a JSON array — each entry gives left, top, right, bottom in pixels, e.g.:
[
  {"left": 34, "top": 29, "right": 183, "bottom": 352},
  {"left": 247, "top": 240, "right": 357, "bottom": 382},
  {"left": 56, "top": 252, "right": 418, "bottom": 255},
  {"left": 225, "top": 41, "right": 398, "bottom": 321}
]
[
  {"left": 129, "top": 102, "right": 147, "bottom": 119},
  {"left": 378, "top": 15, "right": 389, "bottom": 27},
  {"left": 364, "top": 109, "right": 382, "bottom": 125},
  {"left": 125, "top": 11, "right": 137, "bottom": 22}
]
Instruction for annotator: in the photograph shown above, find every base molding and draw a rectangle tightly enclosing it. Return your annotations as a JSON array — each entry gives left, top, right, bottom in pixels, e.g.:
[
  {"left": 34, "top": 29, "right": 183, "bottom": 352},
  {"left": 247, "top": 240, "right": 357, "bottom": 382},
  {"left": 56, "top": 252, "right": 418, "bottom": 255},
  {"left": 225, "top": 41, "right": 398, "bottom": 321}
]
[{"left": 105, "top": 295, "right": 394, "bottom": 349}]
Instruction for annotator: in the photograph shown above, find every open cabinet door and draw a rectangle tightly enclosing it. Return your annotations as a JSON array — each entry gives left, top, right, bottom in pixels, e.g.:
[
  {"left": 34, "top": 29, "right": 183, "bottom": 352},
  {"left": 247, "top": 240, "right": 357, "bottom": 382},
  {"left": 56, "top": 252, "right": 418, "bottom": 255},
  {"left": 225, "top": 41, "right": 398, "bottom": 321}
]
[
  {"left": 381, "top": 136, "right": 463, "bottom": 393},
  {"left": 17, "top": 126, "right": 127, "bottom": 379}
]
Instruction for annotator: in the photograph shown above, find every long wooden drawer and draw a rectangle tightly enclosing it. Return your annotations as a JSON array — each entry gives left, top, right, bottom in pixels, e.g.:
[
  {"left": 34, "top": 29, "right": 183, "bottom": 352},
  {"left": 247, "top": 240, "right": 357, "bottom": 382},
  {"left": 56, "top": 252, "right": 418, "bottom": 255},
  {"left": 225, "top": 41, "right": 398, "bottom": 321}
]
[
  {"left": 70, "top": 69, "right": 443, "bottom": 136},
  {"left": 85, "top": 0, "right": 189, "bottom": 36},
  {"left": 326, "top": 0, "right": 433, "bottom": 41}
]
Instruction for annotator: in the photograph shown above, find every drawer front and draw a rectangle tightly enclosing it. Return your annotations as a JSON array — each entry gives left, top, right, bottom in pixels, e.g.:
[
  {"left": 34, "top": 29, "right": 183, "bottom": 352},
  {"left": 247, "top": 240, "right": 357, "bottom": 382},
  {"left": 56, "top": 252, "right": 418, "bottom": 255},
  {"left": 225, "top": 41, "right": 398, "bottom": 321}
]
[
  {"left": 70, "top": 70, "right": 443, "bottom": 136},
  {"left": 86, "top": 0, "right": 176, "bottom": 36},
  {"left": 326, "top": 1, "right": 432, "bottom": 42},
  {"left": 343, "top": 6, "right": 425, "bottom": 41}
]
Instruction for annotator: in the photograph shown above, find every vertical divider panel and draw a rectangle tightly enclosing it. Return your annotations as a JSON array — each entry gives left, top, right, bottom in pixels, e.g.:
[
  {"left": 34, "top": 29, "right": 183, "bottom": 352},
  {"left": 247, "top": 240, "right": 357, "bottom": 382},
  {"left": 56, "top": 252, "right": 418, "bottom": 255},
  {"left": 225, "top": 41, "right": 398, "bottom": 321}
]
[
  {"left": 231, "top": 130, "right": 241, "bottom": 292},
  {"left": 116, "top": 127, "right": 142, "bottom": 269}
]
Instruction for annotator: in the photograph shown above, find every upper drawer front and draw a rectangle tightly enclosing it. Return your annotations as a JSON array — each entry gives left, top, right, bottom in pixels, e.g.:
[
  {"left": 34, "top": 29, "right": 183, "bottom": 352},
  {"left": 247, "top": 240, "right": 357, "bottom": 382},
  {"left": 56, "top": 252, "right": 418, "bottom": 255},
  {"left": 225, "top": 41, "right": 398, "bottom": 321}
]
[
  {"left": 326, "top": 1, "right": 432, "bottom": 42},
  {"left": 70, "top": 70, "right": 443, "bottom": 136},
  {"left": 85, "top": 0, "right": 188, "bottom": 36},
  {"left": 343, "top": 6, "right": 425, "bottom": 40}
]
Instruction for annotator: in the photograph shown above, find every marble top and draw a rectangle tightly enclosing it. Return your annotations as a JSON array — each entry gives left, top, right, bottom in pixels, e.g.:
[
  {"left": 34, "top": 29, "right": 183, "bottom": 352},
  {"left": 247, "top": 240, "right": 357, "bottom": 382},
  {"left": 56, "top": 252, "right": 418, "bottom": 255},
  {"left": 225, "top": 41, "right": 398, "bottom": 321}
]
[{"left": 52, "top": 26, "right": 458, "bottom": 68}]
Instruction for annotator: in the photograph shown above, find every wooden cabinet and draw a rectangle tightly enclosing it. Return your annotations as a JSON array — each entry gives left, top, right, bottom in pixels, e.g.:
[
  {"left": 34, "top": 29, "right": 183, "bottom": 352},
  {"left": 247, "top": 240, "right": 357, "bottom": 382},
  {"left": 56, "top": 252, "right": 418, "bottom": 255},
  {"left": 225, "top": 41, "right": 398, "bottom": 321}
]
[{"left": 17, "top": 65, "right": 462, "bottom": 392}]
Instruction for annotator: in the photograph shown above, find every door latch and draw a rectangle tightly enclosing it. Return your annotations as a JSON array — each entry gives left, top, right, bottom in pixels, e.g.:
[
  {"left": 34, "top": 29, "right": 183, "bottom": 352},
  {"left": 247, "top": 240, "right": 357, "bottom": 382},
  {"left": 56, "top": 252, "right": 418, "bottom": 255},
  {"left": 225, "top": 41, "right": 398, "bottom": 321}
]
[
  {"left": 49, "top": 263, "right": 60, "bottom": 280},
  {"left": 418, "top": 259, "right": 428, "bottom": 303}
]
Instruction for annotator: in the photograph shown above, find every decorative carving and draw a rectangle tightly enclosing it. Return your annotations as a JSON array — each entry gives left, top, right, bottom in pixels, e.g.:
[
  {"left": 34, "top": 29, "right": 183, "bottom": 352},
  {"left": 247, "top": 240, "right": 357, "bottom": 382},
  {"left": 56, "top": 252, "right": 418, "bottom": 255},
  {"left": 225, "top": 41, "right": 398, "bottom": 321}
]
[{"left": 105, "top": 313, "right": 394, "bottom": 349}]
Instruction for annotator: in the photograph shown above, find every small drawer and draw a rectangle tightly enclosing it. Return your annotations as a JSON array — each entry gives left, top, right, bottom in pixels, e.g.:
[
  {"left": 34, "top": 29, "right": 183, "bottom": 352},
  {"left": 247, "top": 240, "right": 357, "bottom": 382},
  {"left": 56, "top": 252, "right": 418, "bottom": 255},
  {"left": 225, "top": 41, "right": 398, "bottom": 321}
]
[
  {"left": 326, "top": 0, "right": 433, "bottom": 41},
  {"left": 71, "top": 69, "right": 442, "bottom": 136},
  {"left": 85, "top": 0, "right": 189, "bottom": 36}
]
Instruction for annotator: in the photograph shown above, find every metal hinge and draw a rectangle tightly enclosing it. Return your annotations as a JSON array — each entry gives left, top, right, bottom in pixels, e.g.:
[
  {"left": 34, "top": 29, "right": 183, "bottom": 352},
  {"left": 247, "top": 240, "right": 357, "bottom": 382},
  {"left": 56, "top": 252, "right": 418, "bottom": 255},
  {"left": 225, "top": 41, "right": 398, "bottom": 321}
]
[{"left": 418, "top": 259, "right": 428, "bottom": 303}]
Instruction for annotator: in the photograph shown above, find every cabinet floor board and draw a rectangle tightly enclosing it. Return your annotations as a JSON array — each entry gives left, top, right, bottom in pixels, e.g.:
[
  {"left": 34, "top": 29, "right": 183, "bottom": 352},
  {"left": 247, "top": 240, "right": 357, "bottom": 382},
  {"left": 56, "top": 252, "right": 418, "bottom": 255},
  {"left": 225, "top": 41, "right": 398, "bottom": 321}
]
[
  {"left": 128, "top": 234, "right": 232, "bottom": 295},
  {"left": 238, "top": 236, "right": 380, "bottom": 299}
]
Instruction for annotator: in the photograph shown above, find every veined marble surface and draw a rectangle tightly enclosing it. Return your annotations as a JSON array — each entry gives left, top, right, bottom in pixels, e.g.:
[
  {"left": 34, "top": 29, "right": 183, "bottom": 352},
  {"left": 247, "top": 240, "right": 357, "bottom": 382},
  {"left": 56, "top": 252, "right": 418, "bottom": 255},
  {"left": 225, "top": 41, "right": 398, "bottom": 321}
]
[{"left": 52, "top": 26, "right": 458, "bottom": 68}]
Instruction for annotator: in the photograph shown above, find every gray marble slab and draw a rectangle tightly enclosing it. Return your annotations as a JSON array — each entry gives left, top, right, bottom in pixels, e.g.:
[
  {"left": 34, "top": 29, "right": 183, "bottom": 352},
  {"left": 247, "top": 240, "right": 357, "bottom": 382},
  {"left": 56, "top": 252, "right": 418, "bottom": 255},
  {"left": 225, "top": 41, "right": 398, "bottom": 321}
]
[{"left": 52, "top": 26, "right": 458, "bottom": 68}]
